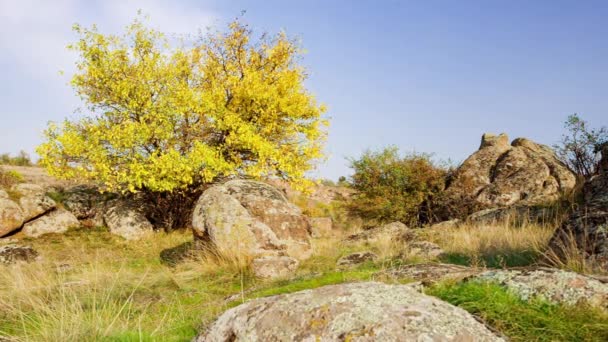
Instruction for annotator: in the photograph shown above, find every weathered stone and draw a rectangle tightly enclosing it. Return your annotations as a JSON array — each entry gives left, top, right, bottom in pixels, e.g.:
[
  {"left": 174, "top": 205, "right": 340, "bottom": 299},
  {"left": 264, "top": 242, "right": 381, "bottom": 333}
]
[
  {"left": 22, "top": 208, "right": 79, "bottom": 238},
  {"left": 104, "top": 200, "right": 153, "bottom": 240},
  {"left": 310, "top": 217, "right": 333, "bottom": 237},
  {"left": 0, "top": 190, "right": 8, "bottom": 199},
  {"left": 192, "top": 180, "right": 312, "bottom": 260},
  {"left": 408, "top": 241, "right": 446, "bottom": 260},
  {"left": 442, "top": 133, "right": 576, "bottom": 218},
  {"left": 0, "top": 197, "right": 24, "bottom": 237},
  {"left": 62, "top": 185, "right": 106, "bottom": 219},
  {"left": 11, "top": 183, "right": 56, "bottom": 221},
  {"left": 251, "top": 255, "right": 299, "bottom": 279},
  {"left": 0, "top": 244, "right": 38, "bottom": 265},
  {"left": 548, "top": 143, "right": 608, "bottom": 269},
  {"left": 471, "top": 267, "right": 608, "bottom": 309},
  {"left": 196, "top": 282, "right": 503, "bottom": 341},
  {"left": 375, "top": 263, "right": 480, "bottom": 285},
  {"left": 346, "top": 221, "right": 413, "bottom": 243},
  {"left": 429, "top": 219, "right": 461, "bottom": 229},
  {"left": 337, "top": 251, "right": 378, "bottom": 268}
]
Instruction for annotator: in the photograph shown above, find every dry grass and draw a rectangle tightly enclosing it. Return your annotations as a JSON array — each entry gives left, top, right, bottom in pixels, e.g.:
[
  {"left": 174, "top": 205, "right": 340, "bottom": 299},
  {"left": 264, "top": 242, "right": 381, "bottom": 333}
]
[{"left": 424, "top": 220, "right": 555, "bottom": 268}]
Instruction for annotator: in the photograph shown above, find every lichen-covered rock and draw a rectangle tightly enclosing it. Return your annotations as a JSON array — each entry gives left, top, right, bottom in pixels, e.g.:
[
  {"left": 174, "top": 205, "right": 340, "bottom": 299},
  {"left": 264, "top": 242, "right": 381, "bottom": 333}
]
[
  {"left": 192, "top": 180, "right": 312, "bottom": 260},
  {"left": 407, "top": 241, "right": 446, "bottom": 260},
  {"left": 104, "top": 200, "right": 153, "bottom": 240},
  {"left": 0, "top": 197, "right": 24, "bottom": 237},
  {"left": 472, "top": 267, "right": 608, "bottom": 309},
  {"left": 346, "top": 221, "right": 413, "bottom": 243},
  {"left": 310, "top": 217, "right": 333, "bottom": 237},
  {"left": 62, "top": 185, "right": 106, "bottom": 219},
  {"left": 548, "top": 143, "right": 608, "bottom": 268},
  {"left": 196, "top": 282, "right": 503, "bottom": 341},
  {"left": 0, "top": 190, "right": 8, "bottom": 199},
  {"left": 376, "top": 263, "right": 480, "bottom": 285},
  {"left": 251, "top": 255, "right": 299, "bottom": 279},
  {"left": 337, "top": 251, "right": 378, "bottom": 268},
  {"left": 0, "top": 244, "right": 38, "bottom": 265},
  {"left": 22, "top": 208, "right": 79, "bottom": 238},
  {"left": 442, "top": 133, "right": 576, "bottom": 216},
  {"left": 11, "top": 183, "right": 56, "bottom": 221},
  {"left": 468, "top": 205, "right": 561, "bottom": 225}
]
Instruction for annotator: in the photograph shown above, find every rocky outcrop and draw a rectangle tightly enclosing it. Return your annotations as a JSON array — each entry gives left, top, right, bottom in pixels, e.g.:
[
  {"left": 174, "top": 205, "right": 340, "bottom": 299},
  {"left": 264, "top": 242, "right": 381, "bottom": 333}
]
[
  {"left": 22, "top": 208, "right": 79, "bottom": 238},
  {"left": 442, "top": 133, "right": 576, "bottom": 217},
  {"left": 471, "top": 267, "right": 608, "bottom": 309},
  {"left": 548, "top": 143, "right": 608, "bottom": 268},
  {"left": 251, "top": 256, "right": 299, "bottom": 279},
  {"left": 0, "top": 244, "right": 38, "bottom": 265},
  {"left": 407, "top": 241, "right": 446, "bottom": 260},
  {"left": 196, "top": 282, "right": 503, "bottom": 341},
  {"left": 11, "top": 183, "right": 56, "bottom": 221},
  {"left": 345, "top": 221, "right": 413, "bottom": 243},
  {"left": 0, "top": 197, "right": 24, "bottom": 237},
  {"left": 336, "top": 251, "right": 378, "bottom": 268},
  {"left": 62, "top": 185, "right": 107, "bottom": 219},
  {"left": 103, "top": 200, "right": 153, "bottom": 240},
  {"left": 192, "top": 180, "right": 312, "bottom": 260}
]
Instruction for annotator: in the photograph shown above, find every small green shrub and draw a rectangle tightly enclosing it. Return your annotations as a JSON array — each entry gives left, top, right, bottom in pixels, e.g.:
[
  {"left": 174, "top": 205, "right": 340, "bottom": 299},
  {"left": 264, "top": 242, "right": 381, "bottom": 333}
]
[
  {"left": 346, "top": 146, "right": 446, "bottom": 226},
  {"left": 428, "top": 281, "right": 608, "bottom": 341}
]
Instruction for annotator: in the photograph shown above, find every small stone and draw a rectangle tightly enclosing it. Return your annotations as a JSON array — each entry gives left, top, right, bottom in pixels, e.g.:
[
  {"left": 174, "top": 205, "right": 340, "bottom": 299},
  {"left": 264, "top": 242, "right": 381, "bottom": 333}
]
[
  {"left": 336, "top": 251, "right": 378, "bottom": 268},
  {"left": 251, "top": 255, "right": 299, "bottom": 279},
  {"left": 0, "top": 244, "right": 38, "bottom": 265}
]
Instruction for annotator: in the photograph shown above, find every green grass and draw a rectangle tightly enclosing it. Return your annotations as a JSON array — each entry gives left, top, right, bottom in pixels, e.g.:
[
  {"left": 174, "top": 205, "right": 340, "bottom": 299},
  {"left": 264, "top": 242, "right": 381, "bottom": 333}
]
[{"left": 427, "top": 281, "right": 608, "bottom": 342}]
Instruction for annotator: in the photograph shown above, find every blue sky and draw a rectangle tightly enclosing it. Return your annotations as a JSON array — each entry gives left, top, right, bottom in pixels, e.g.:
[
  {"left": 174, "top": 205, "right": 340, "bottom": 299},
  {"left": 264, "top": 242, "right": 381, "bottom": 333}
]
[{"left": 1, "top": 0, "right": 607, "bottom": 180}]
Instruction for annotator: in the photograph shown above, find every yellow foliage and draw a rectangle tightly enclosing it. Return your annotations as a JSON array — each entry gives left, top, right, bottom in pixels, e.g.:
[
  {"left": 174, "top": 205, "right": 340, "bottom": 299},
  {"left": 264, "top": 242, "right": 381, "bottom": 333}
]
[{"left": 37, "top": 18, "right": 327, "bottom": 193}]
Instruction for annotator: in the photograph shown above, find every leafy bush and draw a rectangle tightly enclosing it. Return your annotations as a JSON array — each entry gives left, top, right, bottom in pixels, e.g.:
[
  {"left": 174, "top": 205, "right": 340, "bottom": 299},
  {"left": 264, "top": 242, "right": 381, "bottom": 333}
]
[
  {"left": 554, "top": 113, "right": 607, "bottom": 179},
  {"left": 0, "top": 151, "right": 32, "bottom": 166},
  {"left": 346, "top": 146, "right": 446, "bottom": 226},
  {"left": 36, "top": 18, "right": 327, "bottom": 229}
]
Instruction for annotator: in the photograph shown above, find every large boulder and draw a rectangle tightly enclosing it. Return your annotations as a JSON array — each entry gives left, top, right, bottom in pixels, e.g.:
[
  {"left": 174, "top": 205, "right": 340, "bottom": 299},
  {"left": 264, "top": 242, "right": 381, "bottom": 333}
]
[
  {"left": 103, "top": 200, "right": 153, "bottom": 240},
  {"left": 62, "top": 185, "right": 106, "bottom": 219},
  {"left": 196, "top": 282, "right": 503, "bottom": 341},
  {"left": 442, "top": 133, "right": 576, "bottom": 216},
  {"left": 548, "top": 143, "right": 608, "bottom": 268},
  {"left": 11, "top": 183, "right": 56, "bottom": 221},
  {"left": 22, "top": 208, "right": 80, "bottom": 238},
  {"left": 251, "top": 255, "right": 299, "bottom": 279},
  {"left": 0, "top": 197, "right": 24, "bottom": 237},
  {"left": 192, "top": 180, "right": 312, "bottom": 260}
]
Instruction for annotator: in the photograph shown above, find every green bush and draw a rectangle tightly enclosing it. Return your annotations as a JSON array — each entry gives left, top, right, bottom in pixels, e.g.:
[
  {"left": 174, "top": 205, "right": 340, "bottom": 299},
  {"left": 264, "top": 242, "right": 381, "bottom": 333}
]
[{"left": 346, "top": 146, "right": 446, "bottom": 226}]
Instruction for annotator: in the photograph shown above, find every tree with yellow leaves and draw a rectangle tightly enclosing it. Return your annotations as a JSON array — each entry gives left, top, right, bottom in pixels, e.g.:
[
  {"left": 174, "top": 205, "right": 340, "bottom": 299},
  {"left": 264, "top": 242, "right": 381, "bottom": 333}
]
[{"left": 37, "top": 18, "right": 327, "bottom": 228}]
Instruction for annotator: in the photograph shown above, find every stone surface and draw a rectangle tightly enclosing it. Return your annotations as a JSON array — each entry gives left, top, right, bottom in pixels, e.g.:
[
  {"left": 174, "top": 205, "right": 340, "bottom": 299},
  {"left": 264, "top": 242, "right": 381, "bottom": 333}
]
[
  {"left": 192, "top": 180, "right": 312, "bottom": 260},
  {"left": 468, "top": 205, "right": 561, "bottom": 225},
  {"left": 62, "top": 185, "right": 106, "bottom": 219},
  {"left": 548, "top": 143, "right": 608, "bottom": 268},
  {"left": 346, "top": 221, "right": 413, "bottom": 243},
  {"left": 408, "top": 241, "right": 446, "bottom": 260},
  {"left": 309, "top": 217, "right": 333, "bottom": 237},
  {"left": 337, "top": 251, "right": 378, "bottom": 268},
  {"left": 472, "top": 267, "right": 608, "bottom": 309},
  {"left": 104, "top": 200, "right": 153, "bottom": 240},
  {"left": 428, "top": 219, "right": 461, "bottom": 229},
  {"left": 442, "top": 133, "right": 576, "bottom": 216},
  {"left": 0, "top": 197, "right": 24, "bottom": 237},
  {"left": 251, "top": 255, "right": 299, "bottom": 279},
  {"left": 0, "top": 244, "right": 38, "bottom": 265},
  {"left": 0, "top": 190, "right": 8, "bottom": 199},
  {"left": 22, "top": 208, "right": 79, "bottom": 238},
  {"left": 196, "top": 282, "right": 503, "bottom": 341},
  {"left": 11, "top": 183, "right": 56, "bottom": 222},
  {"left": 376, "top": 263, "right": 480, "bottom": 285}
]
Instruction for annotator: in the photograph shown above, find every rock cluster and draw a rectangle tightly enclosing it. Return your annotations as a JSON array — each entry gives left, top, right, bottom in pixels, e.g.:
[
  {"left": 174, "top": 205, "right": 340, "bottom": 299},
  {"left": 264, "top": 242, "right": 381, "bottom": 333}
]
[
  {"left": 442, "top": 133, "right": 576, "bottom": 217},
  {"left": 549, "top": 142, "right": 608, "bottom": 268},
  {"left": 0, "top": 183, "right": 79, "bottom": 238},
  {"left": 197, "top": 282, "right": 503, "bottom": 341}
]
